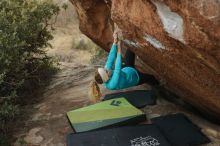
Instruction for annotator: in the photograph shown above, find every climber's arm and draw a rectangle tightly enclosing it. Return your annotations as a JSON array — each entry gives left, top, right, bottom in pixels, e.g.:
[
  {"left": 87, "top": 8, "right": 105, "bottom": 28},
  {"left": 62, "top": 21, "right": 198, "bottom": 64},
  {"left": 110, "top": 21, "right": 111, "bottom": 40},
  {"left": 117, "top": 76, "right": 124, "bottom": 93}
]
[
  {"left": 104, "top": 32, "right": 118, "bottom": 70},
  {"left": 104, "top": 43, "right": 117, "bottom": 70},
  {"left": 105, "top": 53, "right": 122, "bottom": 89}
]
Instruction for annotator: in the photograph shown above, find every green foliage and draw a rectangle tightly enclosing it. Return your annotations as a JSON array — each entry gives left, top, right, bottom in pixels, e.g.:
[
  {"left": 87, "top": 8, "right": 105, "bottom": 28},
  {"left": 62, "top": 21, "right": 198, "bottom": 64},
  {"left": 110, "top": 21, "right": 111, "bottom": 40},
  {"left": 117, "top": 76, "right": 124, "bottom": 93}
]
[
  {"left": 62, "top": 3, "right": 68, "bottom": 10},
  {"left": 0, "top": 0, "right": 60, "bottom": 145},
  {"left": 0, "top": 101, "right": 19, "bottom": 146},
  {"left": 0, "top": 101, "right": 19, "bottom": 132},
  {"left": 0, "top": 0, "right": 59, "bottom": 98}
]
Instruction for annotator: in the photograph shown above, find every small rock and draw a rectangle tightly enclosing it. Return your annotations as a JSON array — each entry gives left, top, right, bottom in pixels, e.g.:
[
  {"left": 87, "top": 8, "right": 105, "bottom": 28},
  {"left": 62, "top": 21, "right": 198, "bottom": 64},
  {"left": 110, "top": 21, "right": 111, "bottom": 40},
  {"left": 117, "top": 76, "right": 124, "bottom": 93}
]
[
  {"left": 203, "top": 128, "right": 219, "bottom": 138},
  {"left": 24, "top": 128, "right": 44, "bottom": 145},
  {"left": 51, "top": 114, "right": 63, "bottom": 119},
  {"left": 32, "top": 113, "right": 43, "bottom": 121},
  {"left": 148, "top": 114, "right": 161, "bottom": 119}
]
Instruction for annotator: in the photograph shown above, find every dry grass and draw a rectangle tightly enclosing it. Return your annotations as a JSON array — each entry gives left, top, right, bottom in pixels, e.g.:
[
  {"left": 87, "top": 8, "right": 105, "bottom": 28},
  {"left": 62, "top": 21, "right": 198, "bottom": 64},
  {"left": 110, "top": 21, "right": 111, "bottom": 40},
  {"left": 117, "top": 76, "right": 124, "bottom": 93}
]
[{"left": 46, "top": 0, "right": 106, "bottom": 65}]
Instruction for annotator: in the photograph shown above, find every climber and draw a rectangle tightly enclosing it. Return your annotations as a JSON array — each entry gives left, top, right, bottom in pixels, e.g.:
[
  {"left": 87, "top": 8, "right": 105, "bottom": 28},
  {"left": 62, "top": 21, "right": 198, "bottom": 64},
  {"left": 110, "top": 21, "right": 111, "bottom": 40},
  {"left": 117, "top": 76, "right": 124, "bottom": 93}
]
[{"left": 94, "top": 30, "right": 159, "bottom": 90}]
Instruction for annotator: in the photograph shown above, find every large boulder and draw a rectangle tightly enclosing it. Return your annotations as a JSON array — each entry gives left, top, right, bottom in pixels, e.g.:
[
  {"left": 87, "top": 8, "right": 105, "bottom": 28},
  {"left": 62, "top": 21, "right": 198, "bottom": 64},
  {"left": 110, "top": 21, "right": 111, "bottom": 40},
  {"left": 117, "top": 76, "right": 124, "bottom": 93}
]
[{"left": 70, "top": 0, "right": 220, "bottom": 120}]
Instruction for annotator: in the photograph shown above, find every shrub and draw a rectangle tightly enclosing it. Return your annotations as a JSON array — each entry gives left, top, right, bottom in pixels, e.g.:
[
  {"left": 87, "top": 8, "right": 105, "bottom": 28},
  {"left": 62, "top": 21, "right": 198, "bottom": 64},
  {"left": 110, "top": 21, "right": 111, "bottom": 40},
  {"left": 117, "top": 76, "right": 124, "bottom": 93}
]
[
  {"left": 0, "top": 0, "right": 60, "bottom": 145},
  {"left": 71, "top": 37, "right": 107, "bottom": 64},
  {"left": 72, "top": 37, "right": 97, "bottom": 51},
  {"left": 90, "top": 47, "right": 108, "bottom": 64}
]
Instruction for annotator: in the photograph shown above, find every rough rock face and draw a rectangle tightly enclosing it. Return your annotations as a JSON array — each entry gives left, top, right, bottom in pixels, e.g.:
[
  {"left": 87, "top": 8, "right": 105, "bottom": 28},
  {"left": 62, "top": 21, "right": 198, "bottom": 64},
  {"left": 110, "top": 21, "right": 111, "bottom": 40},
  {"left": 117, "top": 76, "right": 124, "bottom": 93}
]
[{"left": 70, "top": 0, "right": 220, "bottom": 120}]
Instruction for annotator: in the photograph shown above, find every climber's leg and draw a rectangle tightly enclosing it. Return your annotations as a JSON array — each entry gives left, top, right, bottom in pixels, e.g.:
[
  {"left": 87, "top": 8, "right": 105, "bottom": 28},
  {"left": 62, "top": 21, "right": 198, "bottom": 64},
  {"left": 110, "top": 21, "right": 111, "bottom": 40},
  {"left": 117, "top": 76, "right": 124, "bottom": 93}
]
[
  {"left": 138, "top": 71, "right": 159, "bottom": 86},
  {"left": 124, "top": 49, "right": 159, "bottom": 86},
  {"left": 124, "top": 49, "right": 135, "bottom": 67}
]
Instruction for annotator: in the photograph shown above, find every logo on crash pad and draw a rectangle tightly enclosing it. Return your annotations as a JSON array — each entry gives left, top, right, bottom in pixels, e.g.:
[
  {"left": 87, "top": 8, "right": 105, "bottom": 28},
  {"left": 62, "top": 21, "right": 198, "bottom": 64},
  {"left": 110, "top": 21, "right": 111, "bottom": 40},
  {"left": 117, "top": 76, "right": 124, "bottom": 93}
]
[
  {"left": 110, "top": 100, "right": 122, "bottom": 106},
  {"left": 130, "top": 136, "right": 160, "bottom": 146}
]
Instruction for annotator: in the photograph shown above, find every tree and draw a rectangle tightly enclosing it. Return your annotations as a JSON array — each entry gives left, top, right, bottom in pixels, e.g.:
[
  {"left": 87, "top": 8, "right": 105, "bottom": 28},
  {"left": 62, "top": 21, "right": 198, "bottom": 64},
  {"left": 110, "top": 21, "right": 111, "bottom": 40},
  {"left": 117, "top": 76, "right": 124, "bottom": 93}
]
[{"left": 0, "top": 0, "right": 60, "bottom": 145}]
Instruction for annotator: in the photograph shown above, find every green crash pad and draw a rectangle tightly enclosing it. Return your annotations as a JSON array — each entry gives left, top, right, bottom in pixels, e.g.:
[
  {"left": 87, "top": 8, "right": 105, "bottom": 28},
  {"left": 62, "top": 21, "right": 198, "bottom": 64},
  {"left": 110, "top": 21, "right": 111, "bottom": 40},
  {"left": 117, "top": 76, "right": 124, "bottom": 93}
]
[{"left": 66, "top": 98, "right": 146, "bottom": 132}]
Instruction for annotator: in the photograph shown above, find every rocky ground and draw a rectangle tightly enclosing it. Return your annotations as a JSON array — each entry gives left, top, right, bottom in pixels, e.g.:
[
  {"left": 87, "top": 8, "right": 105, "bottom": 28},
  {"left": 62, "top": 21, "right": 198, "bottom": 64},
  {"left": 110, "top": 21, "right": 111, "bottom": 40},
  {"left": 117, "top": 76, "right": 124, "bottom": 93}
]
[{"left": 13, "top": 59, "right": 220, "bottom": 146}]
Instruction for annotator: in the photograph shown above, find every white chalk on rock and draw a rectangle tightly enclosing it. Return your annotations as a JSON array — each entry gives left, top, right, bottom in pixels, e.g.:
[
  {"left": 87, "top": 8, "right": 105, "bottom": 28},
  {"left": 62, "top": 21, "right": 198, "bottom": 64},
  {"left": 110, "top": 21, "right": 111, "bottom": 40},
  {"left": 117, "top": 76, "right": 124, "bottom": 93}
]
[
  {"left": 143, "top": 34, "right": 166, "bottom": 50},
  {"left": 151, "top": 0, "right": 185, "bottom": 44}
]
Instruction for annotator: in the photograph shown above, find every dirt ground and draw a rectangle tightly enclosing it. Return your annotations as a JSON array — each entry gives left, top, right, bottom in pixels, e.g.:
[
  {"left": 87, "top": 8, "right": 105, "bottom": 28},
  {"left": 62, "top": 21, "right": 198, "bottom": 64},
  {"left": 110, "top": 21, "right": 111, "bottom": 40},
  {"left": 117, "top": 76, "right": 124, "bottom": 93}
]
[{"left": 13, "top": 59, "right": 220, "bottom": 146}]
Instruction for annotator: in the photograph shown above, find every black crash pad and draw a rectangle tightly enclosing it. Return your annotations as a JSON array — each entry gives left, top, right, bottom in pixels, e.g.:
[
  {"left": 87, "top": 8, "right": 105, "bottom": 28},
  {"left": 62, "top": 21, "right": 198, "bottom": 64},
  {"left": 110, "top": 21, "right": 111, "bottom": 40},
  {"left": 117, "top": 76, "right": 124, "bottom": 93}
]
[
  {"left": 67, "top": 124, "right": 171, "bottom": 146},
  {"left": 151, "top": 113, "right": 210, "bottom": 146},
  {"left": 103, "top": 90, "right": 157, "bottom": 108}
]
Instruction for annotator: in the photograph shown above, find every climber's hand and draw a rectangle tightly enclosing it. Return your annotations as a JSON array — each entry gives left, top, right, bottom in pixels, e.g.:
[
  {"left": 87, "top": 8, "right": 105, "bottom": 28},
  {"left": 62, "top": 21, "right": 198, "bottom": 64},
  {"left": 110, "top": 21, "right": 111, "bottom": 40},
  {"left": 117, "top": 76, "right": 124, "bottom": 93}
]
[{"left": 113, "top": 31, "right": 118, "bottom": 44}]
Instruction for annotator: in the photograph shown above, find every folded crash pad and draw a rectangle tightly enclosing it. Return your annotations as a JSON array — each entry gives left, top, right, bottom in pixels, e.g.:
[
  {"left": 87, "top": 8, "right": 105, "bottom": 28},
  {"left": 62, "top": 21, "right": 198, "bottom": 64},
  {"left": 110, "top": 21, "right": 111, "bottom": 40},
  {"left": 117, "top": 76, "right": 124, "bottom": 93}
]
[
  {"left": 103, "top": 90, "right": 157, "bottom": 108},
  {"left": 151, "top": 113, "right": 210, "bottom": 146},
  {"left": 66, "top": 98, "right": 146, "bottom": 133},
  {"left": 67, "top": 124, "right": 171, "bottom": 146}
]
